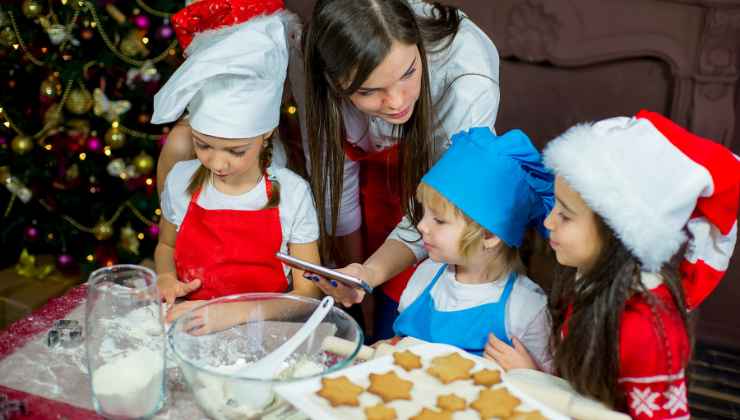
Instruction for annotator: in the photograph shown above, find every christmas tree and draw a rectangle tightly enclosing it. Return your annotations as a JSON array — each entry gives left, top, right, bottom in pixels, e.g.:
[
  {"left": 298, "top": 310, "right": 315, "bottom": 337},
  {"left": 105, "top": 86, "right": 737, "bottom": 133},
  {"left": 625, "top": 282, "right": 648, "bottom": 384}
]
[{"left": 0, "top": 0, "right": 183, "bottom": 276}]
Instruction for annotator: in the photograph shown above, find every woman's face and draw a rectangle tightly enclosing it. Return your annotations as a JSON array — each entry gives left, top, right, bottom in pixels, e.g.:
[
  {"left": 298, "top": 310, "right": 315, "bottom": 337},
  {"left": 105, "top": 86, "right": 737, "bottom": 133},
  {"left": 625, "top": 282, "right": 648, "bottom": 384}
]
[
  {"left": 544, "top": 176, "right": 604, "bottom": 274},
  {"left": 347, "top": 41, "right": 422, "bottom": 125}
]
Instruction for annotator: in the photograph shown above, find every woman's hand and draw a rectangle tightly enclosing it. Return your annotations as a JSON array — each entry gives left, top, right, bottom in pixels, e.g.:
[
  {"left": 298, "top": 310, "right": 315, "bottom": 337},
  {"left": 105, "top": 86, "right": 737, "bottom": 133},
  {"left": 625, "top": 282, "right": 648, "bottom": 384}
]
[
  {"left": 157, "top": 273, "right": 201, "bottom": 305},
  {"left": 483, "top": 334, "right": 539, "bottom": 371},
  {"left": 304, "top": 263, "right": 375, "bottom": 307}
]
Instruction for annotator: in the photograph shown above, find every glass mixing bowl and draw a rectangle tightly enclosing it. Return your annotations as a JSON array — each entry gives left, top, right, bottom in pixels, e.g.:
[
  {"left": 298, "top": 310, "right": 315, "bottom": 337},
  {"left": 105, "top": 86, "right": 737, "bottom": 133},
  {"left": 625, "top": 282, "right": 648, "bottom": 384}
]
[{"left": 168, "top": 293, "right": 363, "bottom": 419}]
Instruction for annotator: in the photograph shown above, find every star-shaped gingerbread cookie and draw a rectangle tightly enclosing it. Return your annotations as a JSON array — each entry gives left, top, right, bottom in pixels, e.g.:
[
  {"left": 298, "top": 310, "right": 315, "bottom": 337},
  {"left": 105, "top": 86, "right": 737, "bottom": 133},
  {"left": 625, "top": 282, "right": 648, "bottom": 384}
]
[
  {"left": 436, "top": 393, "right": 466, "bottom": 412},
  {"left": 472, "top": 368, "right": 502, "bottom": 387},
  {"left": 316, "top": 375, "right": 364, "bottom": 407},
  {"left": 471, "top": 387, "right": 521, "bottom": 419},
  {"left": 393, "top": 349, "right": 422, "bottom": 371},
  {"left": 364, "top": 403, "right": 397, "bottom": 420},
  {"left": 367, "top": 371, "right": 414, "bottom": 402},
  {"left": 426, "top": 352, "right": 475, "bottom": 384},
  {"left": 410, "top": 407, "right": 452, "bottom": 420}
]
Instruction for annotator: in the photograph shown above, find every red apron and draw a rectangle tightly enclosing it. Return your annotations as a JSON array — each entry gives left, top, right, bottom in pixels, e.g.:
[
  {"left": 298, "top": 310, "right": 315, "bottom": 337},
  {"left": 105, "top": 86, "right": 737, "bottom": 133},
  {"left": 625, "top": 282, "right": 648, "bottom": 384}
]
[
  {"left": 174, "top": 177, "right": 287, "bottom": 300},
  {"left": 343, "top": 141, "right": 416, "bottom": 302}
]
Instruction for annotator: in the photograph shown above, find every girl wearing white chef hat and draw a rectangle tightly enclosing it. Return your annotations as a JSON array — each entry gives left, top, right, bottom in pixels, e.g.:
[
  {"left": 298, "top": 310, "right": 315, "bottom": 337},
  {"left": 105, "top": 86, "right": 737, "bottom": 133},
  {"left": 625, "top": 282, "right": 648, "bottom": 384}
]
[{"left": 151, "top": 3, "right": 321, "bottom": 316}]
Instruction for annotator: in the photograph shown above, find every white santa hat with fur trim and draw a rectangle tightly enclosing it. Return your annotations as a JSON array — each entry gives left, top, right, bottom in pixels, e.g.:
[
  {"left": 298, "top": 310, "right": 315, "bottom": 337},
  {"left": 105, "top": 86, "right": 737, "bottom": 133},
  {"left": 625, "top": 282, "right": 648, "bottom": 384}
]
[{"left": 543, "top": 110, "right": 740, "bottom": 309}]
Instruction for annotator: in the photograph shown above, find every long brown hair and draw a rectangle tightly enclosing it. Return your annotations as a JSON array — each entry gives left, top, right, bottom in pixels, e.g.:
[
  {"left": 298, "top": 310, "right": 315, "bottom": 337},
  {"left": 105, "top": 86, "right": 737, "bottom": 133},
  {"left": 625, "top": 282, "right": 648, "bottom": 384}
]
[
  {"left": 549, "top": 215, "right": 691, "bottom": 409},
  {"left": 303, "top": 0, "right": 462, "bottom": 261},
  {"left": 186, "top": 134, "right": 280, "bottom": 208}
]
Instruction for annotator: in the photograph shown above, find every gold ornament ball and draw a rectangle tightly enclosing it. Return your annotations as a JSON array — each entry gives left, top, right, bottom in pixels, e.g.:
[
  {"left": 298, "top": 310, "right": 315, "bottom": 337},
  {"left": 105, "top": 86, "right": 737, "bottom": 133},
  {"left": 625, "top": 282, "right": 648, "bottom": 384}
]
[
  {"left": 40, "top": 78, "right": 61, "bottom": 98},
  {"left": 133, "top": 152, "right": 154, "bottom": 175},
  {"left": 11, "top": 135, "right": 33, "bottom": 155},
  {"left": 65, "top": 87, "right": 94, "bottom": 115},
  {"left": 104, "top": 126, "right": 127, "bottom": 149},
  {"left": 93, "top": 221, "right": 114, "bottom": 241},
  {"left": 22, "top": 0, "right": 45, "bottom": 19}
]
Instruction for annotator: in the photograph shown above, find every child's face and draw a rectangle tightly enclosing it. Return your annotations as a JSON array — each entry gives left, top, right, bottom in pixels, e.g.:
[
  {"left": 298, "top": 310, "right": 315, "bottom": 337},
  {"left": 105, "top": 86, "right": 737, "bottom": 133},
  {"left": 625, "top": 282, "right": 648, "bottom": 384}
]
[
  {"left": 347, "top": 41, "right": 422, "bottom": 125},
  {"left": 416, "top": 202, "right": 468, "bottom": 264},
  {"left": 192, "top": 130, "right": 265, "bottom": 186},
  {"left": 544, "top": 176, "right": 603, "bottom": 273}
]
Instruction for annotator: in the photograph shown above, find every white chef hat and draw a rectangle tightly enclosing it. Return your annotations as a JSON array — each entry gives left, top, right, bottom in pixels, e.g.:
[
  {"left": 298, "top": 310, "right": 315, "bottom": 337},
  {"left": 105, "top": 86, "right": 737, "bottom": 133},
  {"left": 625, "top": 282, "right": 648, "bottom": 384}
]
[{"left": 151, "top": 13, "right": 289, "bottom": 139}]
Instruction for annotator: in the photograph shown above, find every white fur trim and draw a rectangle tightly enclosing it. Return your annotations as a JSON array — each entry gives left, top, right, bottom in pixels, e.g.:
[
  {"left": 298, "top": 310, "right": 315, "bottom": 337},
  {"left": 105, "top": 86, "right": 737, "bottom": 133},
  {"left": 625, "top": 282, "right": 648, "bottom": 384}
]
[
  {"left": 640, "top": 272, "right": 663, "bottom": 290},
  {"left": 543, "top": 117, "right": 714, "bottom": 272},
  {"left": 684, "top": 218, "right": 737, "bottom": 271}
]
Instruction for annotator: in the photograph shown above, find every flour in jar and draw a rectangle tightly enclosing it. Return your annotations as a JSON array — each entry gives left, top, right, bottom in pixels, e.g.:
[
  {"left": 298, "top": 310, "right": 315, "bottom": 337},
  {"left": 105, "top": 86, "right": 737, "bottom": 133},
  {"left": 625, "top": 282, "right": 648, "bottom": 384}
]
[{"left": 91, "top": 348, "right": 164, "bottom": 418}]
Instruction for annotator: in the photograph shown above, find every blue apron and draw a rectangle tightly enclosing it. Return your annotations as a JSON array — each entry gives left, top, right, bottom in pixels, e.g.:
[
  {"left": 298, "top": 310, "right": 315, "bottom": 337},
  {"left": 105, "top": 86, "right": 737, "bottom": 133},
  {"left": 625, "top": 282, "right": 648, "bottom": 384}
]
[{"left": 393, "top": 264, "right": 516, "bottom": 355}]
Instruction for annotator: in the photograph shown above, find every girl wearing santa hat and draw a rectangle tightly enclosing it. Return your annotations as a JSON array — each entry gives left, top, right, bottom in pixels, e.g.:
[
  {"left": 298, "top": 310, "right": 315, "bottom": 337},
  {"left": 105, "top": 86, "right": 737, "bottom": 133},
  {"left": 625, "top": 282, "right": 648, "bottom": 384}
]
[
  {"left": 485, "top": 110, "right": 740, "bottom": 419},
  {"left": 391, "top": 127, "right": 553, "bottom": 369},
  {"left": 150, "top": 5, "right": 321, "bottom": 319}
]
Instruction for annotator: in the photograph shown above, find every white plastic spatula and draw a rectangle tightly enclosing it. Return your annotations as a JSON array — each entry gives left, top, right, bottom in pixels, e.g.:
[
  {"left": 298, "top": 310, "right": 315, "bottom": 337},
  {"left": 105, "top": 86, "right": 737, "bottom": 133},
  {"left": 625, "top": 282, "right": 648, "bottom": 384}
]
[{"left": 227, "top": 296, "right": 335, "bottom": 409}]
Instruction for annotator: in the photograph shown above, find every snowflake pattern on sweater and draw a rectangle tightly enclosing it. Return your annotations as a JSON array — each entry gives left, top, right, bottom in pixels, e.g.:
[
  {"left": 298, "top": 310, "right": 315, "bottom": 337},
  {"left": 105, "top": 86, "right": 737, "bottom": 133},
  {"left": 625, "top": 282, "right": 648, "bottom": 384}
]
[{"left": 617, "top": 281, "right": 690, "bottom": 419}]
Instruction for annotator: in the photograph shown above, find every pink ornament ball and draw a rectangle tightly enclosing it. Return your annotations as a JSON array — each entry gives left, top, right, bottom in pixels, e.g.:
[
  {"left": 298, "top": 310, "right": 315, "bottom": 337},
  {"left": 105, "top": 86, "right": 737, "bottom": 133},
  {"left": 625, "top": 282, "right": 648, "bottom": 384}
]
[
  {"left": 133, "top": 15, "right": 151, "bottom": 29},
  {"left": 24, "top": 226, "right": 40, "bottom": 241},
  {"left": 148, "top": 224, "right": 160, "bottom": 239},
  {"left": 86, "top": 136, "right": 103, "bottom": 152},
  {"left": 56, "top": 253, "right": 76, "bottom": 271},
  {"left": 156, "top": 24, "right": 174, "bottom": 40}
]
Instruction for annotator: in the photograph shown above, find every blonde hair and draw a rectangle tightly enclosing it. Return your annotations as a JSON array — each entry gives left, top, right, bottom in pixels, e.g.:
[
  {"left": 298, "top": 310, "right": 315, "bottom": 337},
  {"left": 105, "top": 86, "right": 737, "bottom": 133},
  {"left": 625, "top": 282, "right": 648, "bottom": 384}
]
[
  {"left": 416, "top": 182, "right": 524, "bottom": 275},
  {"left": 186, "top": 133, "right": 280, "bottom": 209}
]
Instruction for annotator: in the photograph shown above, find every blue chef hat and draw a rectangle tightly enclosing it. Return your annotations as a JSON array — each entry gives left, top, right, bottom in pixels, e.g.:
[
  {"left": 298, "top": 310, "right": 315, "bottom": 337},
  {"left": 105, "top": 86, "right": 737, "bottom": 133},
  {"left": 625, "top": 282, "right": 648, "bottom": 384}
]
[{"left": 421, "top": 127, "right": 554, "bottom": 247}]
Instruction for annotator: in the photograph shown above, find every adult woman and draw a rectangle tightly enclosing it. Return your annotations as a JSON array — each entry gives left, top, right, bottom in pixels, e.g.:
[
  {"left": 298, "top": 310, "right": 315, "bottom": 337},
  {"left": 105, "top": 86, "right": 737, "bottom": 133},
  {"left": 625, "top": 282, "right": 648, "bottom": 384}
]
[{"left": 303, "top": 0, "right": 500, "bottom": 340}]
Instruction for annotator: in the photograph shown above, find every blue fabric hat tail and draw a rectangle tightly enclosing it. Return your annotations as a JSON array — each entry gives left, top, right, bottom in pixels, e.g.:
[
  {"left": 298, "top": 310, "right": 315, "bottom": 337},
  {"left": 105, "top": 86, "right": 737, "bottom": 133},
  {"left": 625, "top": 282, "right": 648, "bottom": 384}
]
[{"left": 421, "top": 127, "right": 554, "bottom": 246}]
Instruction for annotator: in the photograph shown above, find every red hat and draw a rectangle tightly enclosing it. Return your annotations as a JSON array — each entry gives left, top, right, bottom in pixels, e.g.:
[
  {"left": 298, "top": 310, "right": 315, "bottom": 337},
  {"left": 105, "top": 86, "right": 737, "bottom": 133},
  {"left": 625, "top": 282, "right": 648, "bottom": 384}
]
[
  {"left": 544, "top": 110, "right": 740, "bottom": 309},
  {"left": 172, "top": 0, "right": 284, "bottom": 50}
]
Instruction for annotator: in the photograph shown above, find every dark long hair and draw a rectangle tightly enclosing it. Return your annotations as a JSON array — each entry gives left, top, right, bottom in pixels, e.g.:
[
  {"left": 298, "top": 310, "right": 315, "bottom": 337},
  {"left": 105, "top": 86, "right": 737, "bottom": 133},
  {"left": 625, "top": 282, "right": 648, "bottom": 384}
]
[
  {"left": 549, "top": 215, "right": 691, "bottom": 409},
  {"left": 303, "top": 0, "right": 461, "bottom": 261}
]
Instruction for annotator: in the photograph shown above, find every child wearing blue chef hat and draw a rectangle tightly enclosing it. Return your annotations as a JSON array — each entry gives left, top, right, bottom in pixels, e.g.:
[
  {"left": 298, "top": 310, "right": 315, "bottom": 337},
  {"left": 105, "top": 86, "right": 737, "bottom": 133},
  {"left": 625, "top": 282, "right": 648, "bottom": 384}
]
[{"left": 393, "top": 127, "right": 554, "bottom": 369}]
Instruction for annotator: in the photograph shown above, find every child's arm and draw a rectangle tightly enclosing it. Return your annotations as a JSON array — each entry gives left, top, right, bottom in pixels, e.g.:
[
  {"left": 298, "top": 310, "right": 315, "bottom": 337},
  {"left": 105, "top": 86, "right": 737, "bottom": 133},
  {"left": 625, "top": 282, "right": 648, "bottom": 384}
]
[
  {"left": 287, "top": 241, "right": 323, "bottom": 299},
  {"left": 167, "top": 240, "right": 322, "bottom": 335},
  {"left": 156, "top": 120, "right": 194, "bottom": 195},
  {"left": 154, "top": 218, "right": 201, "bottom": 304}
]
